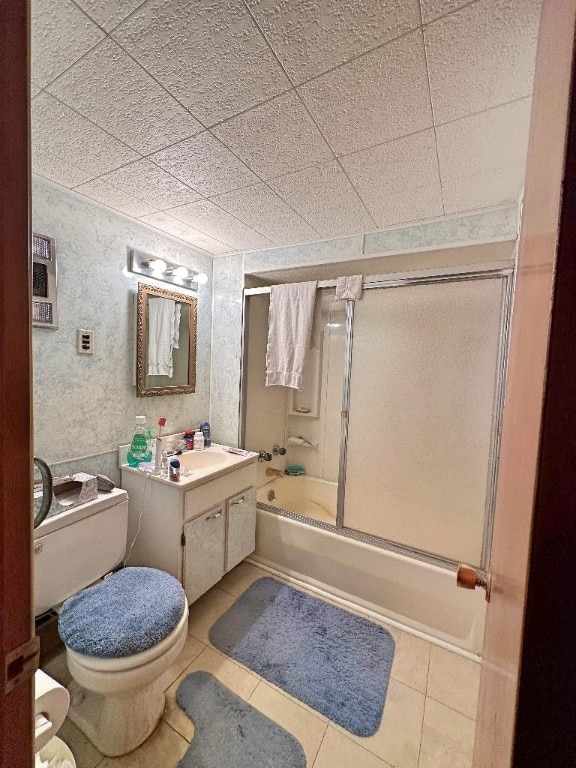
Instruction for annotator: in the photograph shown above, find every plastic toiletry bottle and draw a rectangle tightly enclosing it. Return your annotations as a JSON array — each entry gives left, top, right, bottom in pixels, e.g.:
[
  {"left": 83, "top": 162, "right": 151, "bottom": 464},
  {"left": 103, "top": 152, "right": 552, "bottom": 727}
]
[
  {"left": 127, "top": 416, "right": 153, "bottom": 467},
  {"left": 184, "top": 430, "right": 195, "bottom": 450},
  {"left": 193, "top": 431, "right": 205, "bottom": 451},
  {"left": 200, "top": 421, "right": 211, "bottom": 448},
  {"left": 169, "top": 459, "right": 181, "bottom": 482}
]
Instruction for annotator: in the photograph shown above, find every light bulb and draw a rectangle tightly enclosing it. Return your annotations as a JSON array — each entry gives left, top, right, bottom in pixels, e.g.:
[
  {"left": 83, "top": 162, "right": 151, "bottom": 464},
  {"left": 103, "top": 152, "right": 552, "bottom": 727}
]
[
  {"left": 149, "top": 259, "right": 167, "bottom": 273},
  {"left": 196, "top": 272, "right": 208, "bottom": 285},
  {"left": 173, "top": 266, "right": 189, "bottom": 278}
]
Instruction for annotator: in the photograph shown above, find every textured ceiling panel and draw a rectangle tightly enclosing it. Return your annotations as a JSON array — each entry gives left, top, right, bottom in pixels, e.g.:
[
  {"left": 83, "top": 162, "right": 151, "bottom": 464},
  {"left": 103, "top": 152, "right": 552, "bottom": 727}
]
[
  {"left": 442, "top": 164, "right": 525, "bottom": 215},
  {"left": 246, "top": 0, "right": 421, "bottom": 83},
  {"left": 47, "top": 39, "right": 203, "bottom": 154},
  {"left": 340, "top": 130, "right": 441, "bottom": 221},
  {"left": 212, "top": 183, "right": 319, "bottom": 244},
  {"left": 212, "top": 91, "right": 333, "bottom": 180},
  {"left": 32, "top": 92, "right": 138, "bottom": 176},
  {"left": 270, "top": 161, "right": 375, "bottom": 237},
  {"left": 31, "top": 0, "right": 541, "bottom": 254},
  {"left": 138, "top": 212, "right": 232, "bottom": 255},
  {"left": 74, "top": 0, "right": 146, "bottom": 32},
  {"left": 169, "top": 201, "right": 274, "bottom": 250},
  {"left": 112, "top": 0, "right": 290, "bottom": 125},
  {"left": 32, "top": 0, "right": 105, "bottom": 88},
  {"left": 75, "top": 178, "right": 158, "bottom": 217},
  {"left": 298, "top": 30, "right": 433, "bottom": 156},
  {"left": 151, "top": 132, "right": 259, "bottom": 197},
  {"left": 425, "top": 0, "right": 541, "bottom": 124},
  {"left": 98, "top": 160, "right": 201, "bottom": 210}
]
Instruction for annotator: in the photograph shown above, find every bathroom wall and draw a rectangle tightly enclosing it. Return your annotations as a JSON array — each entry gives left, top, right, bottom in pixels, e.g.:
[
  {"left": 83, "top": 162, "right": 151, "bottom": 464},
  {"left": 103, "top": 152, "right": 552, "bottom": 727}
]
[
  {"left": 211, "top": 205, "right": 520, "bottom": 447},
  {"left": 32, "top": 178, "right": 213, "bottom": 482}
]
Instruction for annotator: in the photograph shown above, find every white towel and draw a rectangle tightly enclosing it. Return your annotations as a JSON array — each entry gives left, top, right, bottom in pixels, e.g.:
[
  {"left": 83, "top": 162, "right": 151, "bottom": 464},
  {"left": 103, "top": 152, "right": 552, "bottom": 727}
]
[
  {"left": 335, "top": 274, "right": 363, "bottom": 301},
  {"left": 172, "top": 302, "right": 181, "bottom": 350},
  {"left": 148, "top": 297, "right": 176, "bottom": 377},
  {"left": 266, "top": 281, "right": 317, "bottom": 389}
]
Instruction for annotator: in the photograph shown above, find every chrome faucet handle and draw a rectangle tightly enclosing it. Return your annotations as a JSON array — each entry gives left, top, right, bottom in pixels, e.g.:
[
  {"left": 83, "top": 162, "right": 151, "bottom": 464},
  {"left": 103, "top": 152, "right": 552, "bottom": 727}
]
[
  {"left": 258, "top": 450, "right": 272, "bottom": 462},
  {"left": 273, "top": 444, "right": 287, "bottom": 456}
]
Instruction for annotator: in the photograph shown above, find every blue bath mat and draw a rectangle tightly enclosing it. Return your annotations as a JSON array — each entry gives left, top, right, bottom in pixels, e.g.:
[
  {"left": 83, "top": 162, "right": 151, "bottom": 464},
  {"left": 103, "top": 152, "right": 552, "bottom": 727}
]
[
  {"left": 176, "top": 671, "right": 306, "bottom": 768},
  {"left": 209, "top": 578, "right": 395, "bottom": 736}
]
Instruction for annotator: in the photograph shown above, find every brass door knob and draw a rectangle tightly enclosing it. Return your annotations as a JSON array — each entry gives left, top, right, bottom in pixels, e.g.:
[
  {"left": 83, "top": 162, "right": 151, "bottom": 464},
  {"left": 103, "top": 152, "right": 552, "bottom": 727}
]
[{"left": 457, "top": 564, "right": 492, "bottom": 602}]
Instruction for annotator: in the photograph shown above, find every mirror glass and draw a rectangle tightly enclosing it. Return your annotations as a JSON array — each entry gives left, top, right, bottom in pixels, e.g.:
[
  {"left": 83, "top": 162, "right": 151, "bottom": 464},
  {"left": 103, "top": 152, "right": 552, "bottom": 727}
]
[{"left": 137, "top": 283, "right": 197, "bottom": 397}]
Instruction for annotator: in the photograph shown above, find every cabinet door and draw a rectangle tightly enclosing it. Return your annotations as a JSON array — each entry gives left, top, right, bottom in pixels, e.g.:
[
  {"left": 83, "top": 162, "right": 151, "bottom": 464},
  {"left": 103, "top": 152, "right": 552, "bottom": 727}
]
[
  {"left": 226, "top": 487, "right": 256, "bottom": 572},
  {"left": 183, "top": 505, "right": 225, "bottom": 604}
]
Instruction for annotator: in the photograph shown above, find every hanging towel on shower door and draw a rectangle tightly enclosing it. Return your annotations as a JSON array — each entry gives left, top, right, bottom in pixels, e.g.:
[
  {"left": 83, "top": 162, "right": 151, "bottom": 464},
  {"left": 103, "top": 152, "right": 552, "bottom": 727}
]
[
  {"left": 266, "top": 281, "right": 318, "bottom": 390},
  {"left": 148, "top": 297, "right": 176, "bottom": 377},
  {"left": 335, "top": 274, "right": 363, "bottom": 301}
]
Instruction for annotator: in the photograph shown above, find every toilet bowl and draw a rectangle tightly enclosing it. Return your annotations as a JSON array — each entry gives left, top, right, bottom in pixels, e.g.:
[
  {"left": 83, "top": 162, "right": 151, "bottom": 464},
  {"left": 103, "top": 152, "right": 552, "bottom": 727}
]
[{"left": 59, "top": 567, "right": 189, "bottom": 757}]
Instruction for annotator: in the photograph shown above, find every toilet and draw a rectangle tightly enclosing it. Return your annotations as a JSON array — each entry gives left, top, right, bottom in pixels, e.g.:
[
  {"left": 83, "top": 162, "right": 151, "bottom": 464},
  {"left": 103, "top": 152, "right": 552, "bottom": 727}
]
[{"left": 34, "top": 489, "right": 189, "bottom": 757}]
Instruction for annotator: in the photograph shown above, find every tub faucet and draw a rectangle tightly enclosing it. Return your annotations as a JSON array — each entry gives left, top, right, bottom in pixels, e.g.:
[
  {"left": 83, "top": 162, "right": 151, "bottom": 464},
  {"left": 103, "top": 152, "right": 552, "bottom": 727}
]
[{"left": 266, "top": 467, "right": 284, "bottom": 478}]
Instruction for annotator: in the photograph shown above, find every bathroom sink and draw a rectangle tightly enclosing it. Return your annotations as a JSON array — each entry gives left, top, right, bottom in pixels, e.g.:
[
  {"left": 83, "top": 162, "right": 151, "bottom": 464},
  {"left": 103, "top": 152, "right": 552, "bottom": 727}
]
[{"left": 178, "top": 450, "right": 229, "bottom": 471}]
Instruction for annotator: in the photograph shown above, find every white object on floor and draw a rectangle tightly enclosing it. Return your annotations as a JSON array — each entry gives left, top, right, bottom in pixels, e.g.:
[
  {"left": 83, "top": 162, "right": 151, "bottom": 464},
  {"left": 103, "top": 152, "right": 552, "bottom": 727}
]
[
  {"left": 335, "top": 274, "right": 363, "bottom": 301},
  {"left": 266, "top": 281, "right": 317, "bottom": 389},
  {"left": 35, "top": 670, "right": 70, "bottom": 755},
  {"left": 36, "top": 736, "right": 76, "bottom": 768},
  {"left": 147, "top": 296, "right": 176, "bottom": 377}
]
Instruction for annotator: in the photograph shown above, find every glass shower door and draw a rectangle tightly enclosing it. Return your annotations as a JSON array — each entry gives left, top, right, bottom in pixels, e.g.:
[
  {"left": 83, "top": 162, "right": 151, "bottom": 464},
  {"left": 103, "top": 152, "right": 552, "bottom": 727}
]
[{"left": 342, "top": 274, "right": 508, "bottom": 567}]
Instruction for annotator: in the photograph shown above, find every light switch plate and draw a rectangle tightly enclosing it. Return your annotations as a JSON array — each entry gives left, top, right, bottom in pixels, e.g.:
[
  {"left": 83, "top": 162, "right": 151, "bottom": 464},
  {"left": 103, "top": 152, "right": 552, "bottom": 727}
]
[{"left": 77, "top": 329, "right": 94, "bottom": 355}]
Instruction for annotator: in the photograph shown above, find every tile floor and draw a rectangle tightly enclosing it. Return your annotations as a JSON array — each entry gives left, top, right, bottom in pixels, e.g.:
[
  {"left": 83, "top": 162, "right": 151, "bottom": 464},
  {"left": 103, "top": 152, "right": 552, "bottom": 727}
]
[{"left": 43, "top": 562, "right": 480, "bottom": 768}]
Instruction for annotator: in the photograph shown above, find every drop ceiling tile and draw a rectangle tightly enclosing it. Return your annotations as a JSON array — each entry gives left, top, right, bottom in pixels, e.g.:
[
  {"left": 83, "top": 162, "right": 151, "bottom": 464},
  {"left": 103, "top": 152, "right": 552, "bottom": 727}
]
[
  {"left": 298, "top": 30, "right": 432, "bottom": 155},
  {"left": 112, "top": 0, "right": 291, "bottom": 126},
  {"left": 151, "top": 132, "right": 259, "bottom": 197},
  {"left": 74, "top": 0, "right": 146, "bottom": 32},
  {"left": 47, "top": 39, "right": 202, "bottom": 155},
  {"left": 270, "top": 160, "right": 374, "bottom": 237},
  {"left": 32, "top": 92, "right": 139, "bottom": 177},
  {"left": 340, "top": 130, "right": 440, "bottom": 220},
  {"left": 420, "top": 0, "right": 472, "bottom": 23},
  {"left": 139, "top": 212, "right": 231, "bottom": 254},
  {"left": 436, "top": 98, "right": 532, "bottom": 181},
  {"left": 32, "top": 0, "right": 105, "bottom": 87},
  {"left": 32, "top": 150, "right": 95, "bottom": 188},
  {"left": 425, "top": 0, "right": 541, "bottom": 124},
  {"left": 246, "top": 0, "right": 421, "bottom": 83},
  {"left": 75, "top": 178, "right": 158, "bottom": 217},
  {"left": 212, "top": 183, "right": 318, "bottom": 243},
  {"left": 369, "top": 183, "right": 444, "bottom": 228},
  {"left": 442, "top": 164, "right": 525, "bottom": 214},
  {"left": 212, "top": 91, "right": 333, "bottom": 179},
  {"left": 99, "top": 160, "right": 201, "bottom": 210},
  {"left": 169, "top": 200, "right": 274, "bottom": 250},
  {"left": 31, "top": 81, "right": 42, "bottom": 97}
]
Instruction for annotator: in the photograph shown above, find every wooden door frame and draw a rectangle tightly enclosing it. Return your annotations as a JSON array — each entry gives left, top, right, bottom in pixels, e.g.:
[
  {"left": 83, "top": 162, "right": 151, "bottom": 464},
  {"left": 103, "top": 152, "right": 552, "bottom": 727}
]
[{"left": 0, "top": 0, "right": 34, "bottom": 766}]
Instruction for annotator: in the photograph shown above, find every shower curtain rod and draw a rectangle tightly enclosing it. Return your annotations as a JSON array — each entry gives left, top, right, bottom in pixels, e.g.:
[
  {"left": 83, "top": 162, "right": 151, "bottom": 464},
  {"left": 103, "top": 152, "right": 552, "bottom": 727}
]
[{"left": 243, "top": 260, "right": 514, "bottom": 296}]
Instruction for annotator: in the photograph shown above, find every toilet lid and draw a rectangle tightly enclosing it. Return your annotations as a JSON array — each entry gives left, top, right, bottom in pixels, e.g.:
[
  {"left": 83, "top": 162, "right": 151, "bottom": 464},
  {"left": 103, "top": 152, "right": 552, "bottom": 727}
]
[{"left": 58, "top": 567, "right": 187, "bottom": 658}]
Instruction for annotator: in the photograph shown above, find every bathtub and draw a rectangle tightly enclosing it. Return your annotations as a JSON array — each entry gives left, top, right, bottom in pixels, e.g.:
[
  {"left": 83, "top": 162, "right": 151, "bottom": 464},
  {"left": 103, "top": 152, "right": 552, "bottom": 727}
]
[
  {"left": 252, "top": 498, "right": 486, "bottom": 655},
  {"left": 256, "top": 475, "right": 337, "bottom": 523}
]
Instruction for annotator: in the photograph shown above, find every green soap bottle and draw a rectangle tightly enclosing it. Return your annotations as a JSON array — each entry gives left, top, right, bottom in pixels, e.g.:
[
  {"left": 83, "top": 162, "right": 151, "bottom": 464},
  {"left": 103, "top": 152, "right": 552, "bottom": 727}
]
[{"left": 127, "top": 416, "right": 153, "bottom": 467}]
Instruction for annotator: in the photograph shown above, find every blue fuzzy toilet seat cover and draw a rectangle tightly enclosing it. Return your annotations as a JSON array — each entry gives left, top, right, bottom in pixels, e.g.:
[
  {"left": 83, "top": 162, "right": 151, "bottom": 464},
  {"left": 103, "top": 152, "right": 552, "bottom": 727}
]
[{"left": 59, "top": 566, "right": 187, "bottom": 658}]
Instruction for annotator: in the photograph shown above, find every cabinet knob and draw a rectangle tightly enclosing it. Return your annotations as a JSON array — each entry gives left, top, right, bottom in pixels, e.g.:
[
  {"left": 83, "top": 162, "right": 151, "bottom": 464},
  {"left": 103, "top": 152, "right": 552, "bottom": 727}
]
[
  {"left": 206, "top": 511, "right": 222, "bottom": 520},
  {"left": 230, "top": 496, "right": 245, "bottom": 506}
]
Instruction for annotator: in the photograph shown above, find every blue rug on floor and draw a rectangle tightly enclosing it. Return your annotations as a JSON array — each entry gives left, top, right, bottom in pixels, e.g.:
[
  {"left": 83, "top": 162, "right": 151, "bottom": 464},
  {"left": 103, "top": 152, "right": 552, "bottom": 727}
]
[
  {"left": 209, "top": 577, "right": 395, "bottom": 737},
  {"left": 176, "top": 671, "right": 306, "bottom": 768}
]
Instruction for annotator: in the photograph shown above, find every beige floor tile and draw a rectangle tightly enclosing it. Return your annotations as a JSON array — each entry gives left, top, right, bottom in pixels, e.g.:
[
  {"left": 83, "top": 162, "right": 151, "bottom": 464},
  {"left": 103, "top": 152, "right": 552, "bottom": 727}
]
[
  {"left": 98, "top": 721, "right": 187, "bottom": 768},
  {"left": 218, "top": 561, "right": 267, "bottom": 596},
  {"left": 249, "top": 681, "right": 327, "bottom": 765},
  {"left": 338, "top": 678, "right": 425, "bottom": 768},
  {"left": 419, "top": 697, "right": 475, "bottom": 768},
  {"left": 313, "top": 727, "right": 393, "bottom": 768},
  {"left": 163, "top": 646, "right": 260, "bottom": 741},
  {"left": 157, "top": 634, "right": 205, "bottom": 692},
  {"left": 42, "top": 650, "right": 72, "bottom": 688},
  {"left": 427, "top": 646, "right": 480, "bottom": 719},
  {"left": 58, "top": 717, "right": 103, "bottom": 768},
  {"left": 187, "top": 586, "right": 236, "bottom": 644},
  {"left": 389, "top": 628, "right": 431, "bottom": 694}
]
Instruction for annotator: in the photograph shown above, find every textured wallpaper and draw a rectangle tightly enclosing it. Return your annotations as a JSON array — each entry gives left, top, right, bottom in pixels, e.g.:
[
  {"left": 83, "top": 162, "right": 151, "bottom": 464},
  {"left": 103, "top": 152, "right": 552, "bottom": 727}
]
[{"left": 32, "top": 178, "right": 213, "bottom": 480}]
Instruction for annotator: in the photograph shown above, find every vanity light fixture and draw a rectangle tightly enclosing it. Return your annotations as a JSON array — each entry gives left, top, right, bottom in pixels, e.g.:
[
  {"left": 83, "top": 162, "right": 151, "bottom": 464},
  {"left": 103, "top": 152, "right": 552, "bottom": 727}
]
[{"left": 129, "top": 249, "right": 208, "bottom": 291}]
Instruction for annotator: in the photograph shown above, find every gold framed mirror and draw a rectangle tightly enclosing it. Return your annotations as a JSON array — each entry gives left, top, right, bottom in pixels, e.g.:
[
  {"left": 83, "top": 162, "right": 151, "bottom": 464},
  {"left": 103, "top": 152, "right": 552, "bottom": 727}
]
[{"left": 136, "top": 283, "right": 197, "bottom": 397}]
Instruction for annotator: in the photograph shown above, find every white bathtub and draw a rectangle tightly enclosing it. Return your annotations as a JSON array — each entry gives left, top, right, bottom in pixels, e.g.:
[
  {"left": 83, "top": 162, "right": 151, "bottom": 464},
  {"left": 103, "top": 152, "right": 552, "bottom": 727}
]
[
  {"left": 256, "top": 475, "right": 337, "bottom": 523},
  {"left": 252, "top": 506, "right": 486, "bottom": 655}
]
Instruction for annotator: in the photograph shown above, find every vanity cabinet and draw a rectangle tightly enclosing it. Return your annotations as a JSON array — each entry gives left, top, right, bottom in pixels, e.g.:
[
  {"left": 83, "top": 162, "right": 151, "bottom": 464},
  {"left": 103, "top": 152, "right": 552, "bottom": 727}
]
[{"left": 120, "top": 450, "right": 257, "bottom": 605}]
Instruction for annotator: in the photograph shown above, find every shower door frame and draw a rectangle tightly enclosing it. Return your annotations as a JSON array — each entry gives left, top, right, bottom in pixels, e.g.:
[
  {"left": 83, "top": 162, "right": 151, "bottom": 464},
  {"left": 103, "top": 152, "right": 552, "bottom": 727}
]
[{"left": 242, "top": 260, "right": 514, "bottom": 574}]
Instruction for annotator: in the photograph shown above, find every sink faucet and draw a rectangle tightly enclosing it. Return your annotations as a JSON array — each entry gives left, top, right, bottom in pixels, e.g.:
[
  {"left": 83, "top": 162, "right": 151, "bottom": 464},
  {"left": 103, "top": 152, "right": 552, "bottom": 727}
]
[{"left": 266, "top": 467, "right": 284, "bottom": 478}]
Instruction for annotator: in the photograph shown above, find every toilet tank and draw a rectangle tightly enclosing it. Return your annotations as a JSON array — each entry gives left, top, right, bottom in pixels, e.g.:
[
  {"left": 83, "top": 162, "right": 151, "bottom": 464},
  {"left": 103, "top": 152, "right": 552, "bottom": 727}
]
[{"left": 34, "top": 488, "right": 129, "bottom": 617}]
